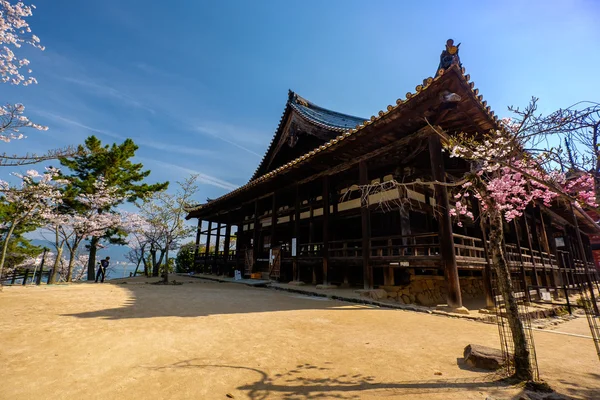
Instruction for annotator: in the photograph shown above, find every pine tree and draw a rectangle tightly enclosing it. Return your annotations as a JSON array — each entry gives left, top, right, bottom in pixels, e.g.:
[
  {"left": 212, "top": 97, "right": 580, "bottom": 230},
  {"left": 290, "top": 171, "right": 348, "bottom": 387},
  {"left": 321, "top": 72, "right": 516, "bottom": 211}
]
[{"left": 60, "top": 136, "right": 168, "bottom": 280}]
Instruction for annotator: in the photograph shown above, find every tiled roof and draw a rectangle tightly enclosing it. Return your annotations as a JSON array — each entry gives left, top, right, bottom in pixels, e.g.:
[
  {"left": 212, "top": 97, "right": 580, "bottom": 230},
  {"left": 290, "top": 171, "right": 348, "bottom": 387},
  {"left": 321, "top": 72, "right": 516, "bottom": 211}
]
[
  {"left": 289, "top": 93, "right": 365, "bottom": 131},
  {"left": 186, "top": 65, "right": 500, "bottom": 217}
]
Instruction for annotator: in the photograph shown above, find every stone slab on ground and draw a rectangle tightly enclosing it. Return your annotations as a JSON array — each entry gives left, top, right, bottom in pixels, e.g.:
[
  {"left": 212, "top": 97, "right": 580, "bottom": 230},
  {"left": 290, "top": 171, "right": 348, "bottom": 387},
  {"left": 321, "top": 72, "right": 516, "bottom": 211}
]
[
  {"left": 315, "top": 284, "right": 338, "bottom": 289},
  {"left": 463, "top": 344, "right": 506, "bottom": 370}
]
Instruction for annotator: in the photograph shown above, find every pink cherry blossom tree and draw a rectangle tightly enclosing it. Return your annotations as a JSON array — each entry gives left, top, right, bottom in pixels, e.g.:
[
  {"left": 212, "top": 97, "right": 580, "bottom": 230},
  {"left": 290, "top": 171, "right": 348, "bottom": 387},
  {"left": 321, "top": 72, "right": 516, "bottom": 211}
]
[
  {"left": 445, "top": 125, "right": 597, "bottom": 381},
  {"left": 0, "top": 167, "right": 63, "bottom": 281},
  {"left": 352, "top": 111, "right": 598, "bottom": 381}
]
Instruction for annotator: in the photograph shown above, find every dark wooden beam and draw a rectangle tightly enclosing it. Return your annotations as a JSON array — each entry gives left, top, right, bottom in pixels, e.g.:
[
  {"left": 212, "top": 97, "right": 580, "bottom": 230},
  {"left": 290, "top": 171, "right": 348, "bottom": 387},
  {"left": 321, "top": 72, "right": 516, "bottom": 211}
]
[
  {"left": 322, "top": 175, "right": 330, "bottom": 285},
  {"left": 522, "top": 213, "right": 541, "bottom": 298},
  {"left": 194, "top": 219, "right": 203, "bottom": 267},
  {"left": 252, "top": 200, "right": 260, "bottom": 272},
  {"left": 293, "top": 185, "right": 300, "bottom": 282},
  {"left": 223, "top": 223, "right": 231, "bottom": 276},
  {"left": 429, "top": 134, "right": 462, "bottom": 308},
  {"left": 359, "top": 161, "right": 373, "bottom": 290},
  {"left": 204, "top": 220, "right": 212, "bottom": 273},
  {"left": 512, "top": 219, "right": 531, "bottom": 303},
  {"left": 568, "top": 203, "right": 600, "bottom": 314}
]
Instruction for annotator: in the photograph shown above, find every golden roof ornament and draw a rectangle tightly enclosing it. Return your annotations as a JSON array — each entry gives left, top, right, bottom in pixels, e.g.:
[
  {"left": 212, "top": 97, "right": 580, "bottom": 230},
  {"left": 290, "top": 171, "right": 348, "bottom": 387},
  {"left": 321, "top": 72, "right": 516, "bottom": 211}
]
[{"left": 436, "top": 39, "right": 462, "bottom": 76}]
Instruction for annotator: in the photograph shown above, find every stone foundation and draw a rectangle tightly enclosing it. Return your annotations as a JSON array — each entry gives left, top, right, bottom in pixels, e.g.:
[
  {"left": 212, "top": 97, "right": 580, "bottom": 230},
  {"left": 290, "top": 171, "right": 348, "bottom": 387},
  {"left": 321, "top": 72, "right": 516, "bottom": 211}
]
[{"left": 378, "top": 275, "right": 485, "bottom": 306}]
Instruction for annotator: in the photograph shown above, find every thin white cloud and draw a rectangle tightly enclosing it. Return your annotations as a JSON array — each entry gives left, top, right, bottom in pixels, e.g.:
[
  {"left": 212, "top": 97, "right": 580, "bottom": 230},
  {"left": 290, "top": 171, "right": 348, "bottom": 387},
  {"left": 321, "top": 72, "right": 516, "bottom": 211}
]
[
  {"left": 37, "top": 113, "right": 214, "bottom": 159},
  {"left": 192, "top": 124, "right": 264, "bottom": 157},
  {"left": 62, "top": 77, "right": 156, "bottom": 114},
  {"left": 38, "top": 112, "right": 125, "bottom": 140},
  {"left": 145, "top": 159, "right": 239, "bottom": 191},
  {"left": 136, "top": 138, "right": 215, "bottom": 158}
]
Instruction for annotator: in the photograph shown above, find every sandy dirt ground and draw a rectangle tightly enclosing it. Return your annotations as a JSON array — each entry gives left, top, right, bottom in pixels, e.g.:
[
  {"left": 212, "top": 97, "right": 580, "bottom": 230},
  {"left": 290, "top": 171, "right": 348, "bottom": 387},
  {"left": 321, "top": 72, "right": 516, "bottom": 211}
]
[{"left": 0, "top": 278, "right": 598, "bottom": 400}]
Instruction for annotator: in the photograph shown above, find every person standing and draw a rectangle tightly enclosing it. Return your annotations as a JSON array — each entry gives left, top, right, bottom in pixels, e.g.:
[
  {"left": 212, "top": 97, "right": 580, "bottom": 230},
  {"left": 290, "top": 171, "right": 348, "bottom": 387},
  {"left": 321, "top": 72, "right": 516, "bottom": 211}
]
[{"left": 95, "top": 256, "right": 110, "bottom": 283}]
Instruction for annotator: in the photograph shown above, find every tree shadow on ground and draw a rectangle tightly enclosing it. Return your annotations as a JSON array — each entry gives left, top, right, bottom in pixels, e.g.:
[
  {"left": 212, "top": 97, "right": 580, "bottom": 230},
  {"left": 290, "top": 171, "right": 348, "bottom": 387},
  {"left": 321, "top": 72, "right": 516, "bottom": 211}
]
[
  {"left": 146, "top": 359, "right": 531, "bottom": 400},
  {"left": 62, "top": 280, "right": 374, "bottom": 320}
]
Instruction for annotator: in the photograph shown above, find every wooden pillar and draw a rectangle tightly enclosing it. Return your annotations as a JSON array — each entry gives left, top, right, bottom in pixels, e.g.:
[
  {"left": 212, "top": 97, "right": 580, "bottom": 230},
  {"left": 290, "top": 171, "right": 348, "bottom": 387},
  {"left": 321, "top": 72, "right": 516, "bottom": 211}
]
[
  {"left": 292, "top": 185, "right": 300, "bottom": 282},
  {"left": 428, "top": 134, "right": 462, "bottom": 308},
  {"left": 235, "top": 223, "right": 242, "bottom": 272},
  {"left": 359, "top": 161, "right": 373, "bottom": 289},
  {"left": 270, "top": 192, "right": 277, "bottom": 248},
  {"left": 204, "top": 221, "right": 212, "bottom": 273},
  {"left": 214, "top": 222, "right": 221, "bottom": 274},
  {"left": 22, "top": 269, "right": 29, "bottom": 285},
  {"left": 322, "top": 175, "right": 330, "bottom": 286},
  {"left": 223, "top": 223, "right": 231, "bottom": 276},
  {"left": 513, "top": 220, "right": 531, "bottom": 303},
  {"left": 531, "top": 209, "right": 549, "bottom": 288},
  {"left": 522, "top": 213, "right": 541, "bottom": 298},
  {"left": 473, "top": 199, "right": 494, "bottom": 307},
  {"left": 252, "top": 200, "right": 260, "bottom": 271},
  {"left": 539, "top": 210, "right": 559, "bottom": 296},
  {"left": 194, "top": 219, "right": 203, "bottom": 271},
  {"left": 568, "top": 203, "right": 600, "bottom": 315},
  {"left": 309, "top": 200, "right": 316, "bottom": 284}
]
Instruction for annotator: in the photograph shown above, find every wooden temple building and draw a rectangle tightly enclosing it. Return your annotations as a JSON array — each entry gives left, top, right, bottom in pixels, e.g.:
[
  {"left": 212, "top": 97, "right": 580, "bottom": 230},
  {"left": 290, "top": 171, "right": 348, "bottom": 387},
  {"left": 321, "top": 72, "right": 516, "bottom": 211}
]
[{"left": 186, "top": 41, "right": 600, "bottom": 309}]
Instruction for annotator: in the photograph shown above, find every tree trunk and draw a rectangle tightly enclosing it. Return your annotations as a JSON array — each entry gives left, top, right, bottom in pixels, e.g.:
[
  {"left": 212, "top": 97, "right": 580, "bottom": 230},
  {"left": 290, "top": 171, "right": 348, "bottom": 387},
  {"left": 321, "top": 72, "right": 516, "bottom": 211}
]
[
  {"left": 49, "top": 243, "right": 63, "bottom": 284},
  {"left": 66, "top": 248, "right": 76, "bottom": 283},
  {"left": 87, "top": 236, "right": 99, "bottom": 281},
  {"left": 163, "top": 241, "right": 170, "bottom": 283},
  {"left": 142, "top": 256, "right": 149, "bottom": 277},
  {"left": 0, "top": 222, "right": 16, "bottom": 282},
  {"left": 151, "top": 247, "right": 159, "bottom": 277},
  {"left": 488, "top": 209, "right": 533, "bottom": 381}
]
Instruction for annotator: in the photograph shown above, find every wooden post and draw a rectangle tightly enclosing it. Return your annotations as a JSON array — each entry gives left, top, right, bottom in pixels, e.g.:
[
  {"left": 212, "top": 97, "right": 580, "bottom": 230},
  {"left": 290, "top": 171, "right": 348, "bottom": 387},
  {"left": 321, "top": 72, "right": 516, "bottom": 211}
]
[
  {"left": 539, "top": 210, "right": 559, "bottom": 297},
  {"left": 513, "top": 220, "right": 532, "bottom": 303},
  {"left": 223, "top": 223, "right": 231, "bottom": 276},
  {"left": 204, "top": 221, "right": 212, "bottom": 274},
  {"left": 359, "top": 161, "right": 373, "bottom": 289},
  {"left": 293, "top": 185, "right": 301, "bottom": 282},
  {"left": 270, "top": 192, "right": 277, "bottom": 249},
  {"left": 428, "top": 134, "right": 462, "bottom": 308},
  {"left": 309, "top": 200, "right": 316, "bottom": 284},
  {"left": 322, "top": 175, "right": 330, "bottom": 286},
  {"left": 194, "top": 219, "right": 203, "bottom": 271},
  {"left": 522, "top": 213, "right": 541, "bottom": 298},
  {"left": 473, "top": 199, "right": 494, "bottom": 307},
  {"left": 10, "top": 269, "right": 17, "bottom": 284},
  {"left": 531, "top": 208, "right": 549, "bottom": 288},
  {"left": 253, "top": 200, "right": 260, "bottom": 270},
  {"left": 214, "top": 222, "right": 221, "bottom": 274},
  {"left": 22, "top": 269, "right": 29, "bottom": 285},
  {"left": 568, "top": 203, "right": 600, "bottom": 315}
]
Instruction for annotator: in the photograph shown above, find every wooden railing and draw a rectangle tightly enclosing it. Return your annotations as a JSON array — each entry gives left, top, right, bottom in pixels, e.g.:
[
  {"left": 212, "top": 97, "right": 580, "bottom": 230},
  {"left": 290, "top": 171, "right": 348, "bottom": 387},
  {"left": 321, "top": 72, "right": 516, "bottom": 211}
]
[
  {"left": 1, "top": 268, "right": 52, "bottom": 285},
  {"left": 504, "top": 244, "right": 559, "bottom": 270}
]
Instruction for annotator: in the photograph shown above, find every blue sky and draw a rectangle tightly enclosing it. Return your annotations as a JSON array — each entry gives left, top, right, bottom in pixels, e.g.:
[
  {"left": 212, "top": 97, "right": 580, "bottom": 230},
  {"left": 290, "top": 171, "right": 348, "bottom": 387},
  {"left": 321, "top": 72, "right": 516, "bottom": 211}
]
[{"left": 2, "top": 0, "right": 600, "bottom": 205}]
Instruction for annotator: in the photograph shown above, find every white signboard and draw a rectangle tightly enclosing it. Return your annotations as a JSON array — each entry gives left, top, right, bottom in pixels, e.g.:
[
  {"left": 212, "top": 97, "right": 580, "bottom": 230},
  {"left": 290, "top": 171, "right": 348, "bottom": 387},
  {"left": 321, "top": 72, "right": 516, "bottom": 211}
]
[
  {"left": 269, "top": 249, "right": 273, "bottom": 265},
  {"left": 555, "top": 237, "right": 565, "bottom": 247},
  {"left": 291, "top": 238, "right": 297, "bottom": 257},
  {"left": 234, "top": 270, "right": 242, "bottom": 280},
  {"left": 541, "top": 291, "right": 552, "bottom": 301}
]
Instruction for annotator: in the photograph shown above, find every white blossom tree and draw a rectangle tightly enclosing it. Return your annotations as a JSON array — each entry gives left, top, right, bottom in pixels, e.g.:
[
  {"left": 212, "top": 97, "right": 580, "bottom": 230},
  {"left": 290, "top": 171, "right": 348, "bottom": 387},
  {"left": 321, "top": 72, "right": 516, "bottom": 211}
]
[
  {"left": 138, "top": 175, "right": 198, "bottom": 282},
  {"left": 47, "top": 178, "right": 124, "bottom": 282},
  {"left": 0, "top": 1, "right": 80, "bottom": 166},
  {"left": 0, "top": 167, "right": 63, "bottom": 280}
]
